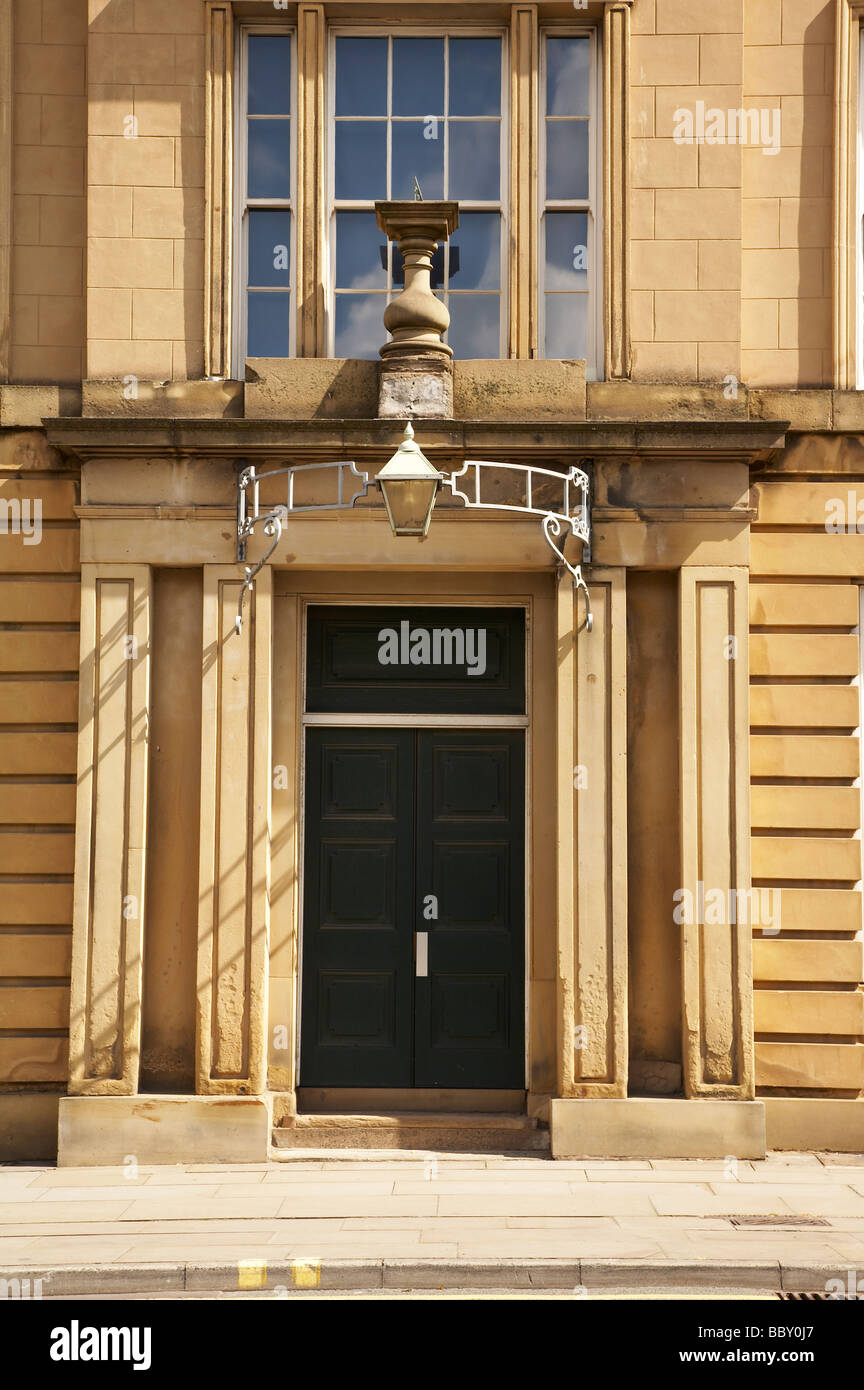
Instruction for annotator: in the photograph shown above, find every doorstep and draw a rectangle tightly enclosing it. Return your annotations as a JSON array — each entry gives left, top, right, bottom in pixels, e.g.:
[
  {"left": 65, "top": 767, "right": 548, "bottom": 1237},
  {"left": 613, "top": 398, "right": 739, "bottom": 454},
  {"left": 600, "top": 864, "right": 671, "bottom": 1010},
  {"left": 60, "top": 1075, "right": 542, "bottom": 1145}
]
[{"left": 272, "top": 1111, "right": 550, "bottom": 1154}]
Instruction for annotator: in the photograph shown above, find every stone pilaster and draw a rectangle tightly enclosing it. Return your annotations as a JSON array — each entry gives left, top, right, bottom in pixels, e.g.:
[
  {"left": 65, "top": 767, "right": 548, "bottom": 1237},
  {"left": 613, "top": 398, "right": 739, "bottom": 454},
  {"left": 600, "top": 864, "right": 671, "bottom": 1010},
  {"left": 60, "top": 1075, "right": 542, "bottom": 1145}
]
[
  {"left": 556, "top": 568, "right": 628, "bottom": 1098},
  {"left": 679, "top": 566, "right": 754, "bottom": 1098},
  {"left": 68, "top": 566, "right": 152, "bottom": 1095},
  {"left": 196, "top": 566, "right": 272, "bottom": 1096}
]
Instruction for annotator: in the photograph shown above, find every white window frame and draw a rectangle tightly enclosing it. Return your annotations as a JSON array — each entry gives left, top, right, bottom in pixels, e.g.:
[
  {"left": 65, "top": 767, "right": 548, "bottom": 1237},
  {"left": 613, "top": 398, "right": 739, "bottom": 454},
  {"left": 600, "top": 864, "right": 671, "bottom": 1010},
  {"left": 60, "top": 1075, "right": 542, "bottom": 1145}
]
[
  {"left": 326, "top": 25, "right": 510, "bottom": 360},
  {"left": 539, "top": 24, "right": 602, "bottom": 379},
  {"left": 233, "top": 23, "right": 297, "bottom": 374}
]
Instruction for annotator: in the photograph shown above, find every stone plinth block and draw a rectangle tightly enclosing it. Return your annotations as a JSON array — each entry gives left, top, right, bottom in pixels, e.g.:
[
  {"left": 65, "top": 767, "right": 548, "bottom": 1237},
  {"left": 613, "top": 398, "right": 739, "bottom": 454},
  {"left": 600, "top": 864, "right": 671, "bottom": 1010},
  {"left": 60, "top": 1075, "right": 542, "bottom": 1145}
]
[
  {"left": 57, "top": 1095, "right": 271, "bottom": 1166},
  {"left": 82, "top": 379, "right": 243, "bottom": 419},
  {"left": 765, "top": 1097, "right": 864, "bottom": 1153},
  {"left": 245, "top": 358, "right": 378, "bottom": 419},
  {"left": 0, "top": 385, "right": 82, "bottom": 426},
  {"left": 455, "top": 359, "right": 587, "bottom": 421},
  {"left": 378, "top": 358, "right": 453, "bottom": 418},
  {"left": 550, "top": 1097, "right": 766, "bottom": 1160}
]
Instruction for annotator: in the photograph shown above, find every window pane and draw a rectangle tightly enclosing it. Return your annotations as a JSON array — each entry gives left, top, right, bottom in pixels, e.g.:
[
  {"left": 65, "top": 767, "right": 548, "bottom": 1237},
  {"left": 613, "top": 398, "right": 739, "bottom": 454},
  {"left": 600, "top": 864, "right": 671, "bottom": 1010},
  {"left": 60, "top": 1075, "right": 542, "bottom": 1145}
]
[
  {"left": 450, "top": 213, "right": 499, "bottom": 290},
  {"left": 545, "top": 120, "right": 589, "bottom": 200},
  {"left": 447, "top": 295, "right": 499, "bottom": 358},
  {"left": 544, "top": 294, "right": 587, "bottom": 358},
  {"left": 393, "top": 242, "right": 444, "bottom": 290},
  {"left": 249, "top": 210, "right": 292, "bottom": 287},
  {"left": 545, "top": 211, "right": 588, "bottom": 291},
  {"left": 335, "top": 37, "right": 387, "bottom": 116},
  {"left": 449, "top": 38, "right": 501, "bottom": 117},
  {"left": 248, "top": 120, "right": 291, "bottom": 199},
  {"left": 546, "top": 37, "right": 590, "bottom": 117},
  {"left": 247, "top": 292, "right": 291, "bottom": 356},
  {"left": 335, "top": 122, "right": 386, "bottom": 199},
  {"left": 336, "top": 212, "right": 387, "bottom": 290},
  {"left": 392, "top": 121, "right": 444, "bottom": 200},
  {"left": 248, "top": 34, "right": 291, "bottom": 115},
  {"left": 393, "top": 37, "right": 444, "bottom": 116},
  {"left": 334, "top": 294, "right": 386, "bottom": 358},
  {"left": 449, "top": 121, "right": 499, "bottom": 201}
]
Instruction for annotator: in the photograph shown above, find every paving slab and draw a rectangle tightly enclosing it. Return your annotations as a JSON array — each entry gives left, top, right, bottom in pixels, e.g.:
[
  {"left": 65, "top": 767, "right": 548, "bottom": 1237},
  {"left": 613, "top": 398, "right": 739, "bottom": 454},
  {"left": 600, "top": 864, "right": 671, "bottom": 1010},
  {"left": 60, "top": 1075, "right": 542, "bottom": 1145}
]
[
  {"left": 437, "top": 1189, "right": 657, "bottom": 1217},
  {"left": 0, "top": 1201, "right": 135, "bottom": 1224},
  {"left": 392, "top": 1180, "right": 577, "bottom": 1196},
  {"left": 706, "top": 1182, "right": 864, "bottom": 1215},
  {"left": 33, "top": 1185, "right": 224, "bottom": 1203},
  {"left": 650, "top": 1188, "right": 797, "bottom": 1217},
  {"left": 120, "top": 1197, "right": 286, "bottom": 1221},
  {"left": 340, "top": 1216, "right": 509, "bottom": 1231},
  {"left": 274, "top": 1195, "right": 438, "bottom": 1218}
]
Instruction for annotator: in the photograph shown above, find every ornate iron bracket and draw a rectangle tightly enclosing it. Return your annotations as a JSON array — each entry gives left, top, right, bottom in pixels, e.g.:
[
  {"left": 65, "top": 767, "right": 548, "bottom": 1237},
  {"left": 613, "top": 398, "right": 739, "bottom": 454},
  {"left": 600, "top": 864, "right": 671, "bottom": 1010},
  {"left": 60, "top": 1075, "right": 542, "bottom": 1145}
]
[
  {"left": 235, "top": 454, "right": 592, "bottom": 634},
  {"left": 443, "top": 458, "right": 592, "bottom": 632}
]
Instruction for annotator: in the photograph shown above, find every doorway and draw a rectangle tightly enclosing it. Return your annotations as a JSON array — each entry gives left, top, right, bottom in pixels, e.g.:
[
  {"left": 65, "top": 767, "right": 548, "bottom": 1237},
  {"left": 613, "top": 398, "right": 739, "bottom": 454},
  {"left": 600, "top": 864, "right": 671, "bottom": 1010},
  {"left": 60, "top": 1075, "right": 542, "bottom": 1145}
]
[
  {"left": 299, "top": 726, "right": 525, "bottom": 1088},
  {"left": 301, "top": 722, "right": 525, "bottom": 1089}
]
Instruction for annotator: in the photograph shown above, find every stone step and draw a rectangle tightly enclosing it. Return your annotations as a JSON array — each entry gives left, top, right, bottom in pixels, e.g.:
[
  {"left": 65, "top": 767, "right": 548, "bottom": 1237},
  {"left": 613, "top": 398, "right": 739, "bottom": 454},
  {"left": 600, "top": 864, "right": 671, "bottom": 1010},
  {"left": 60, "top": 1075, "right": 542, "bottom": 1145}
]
[{"left": 272, "top": 1111, "right": 550, "bottom": 1153}]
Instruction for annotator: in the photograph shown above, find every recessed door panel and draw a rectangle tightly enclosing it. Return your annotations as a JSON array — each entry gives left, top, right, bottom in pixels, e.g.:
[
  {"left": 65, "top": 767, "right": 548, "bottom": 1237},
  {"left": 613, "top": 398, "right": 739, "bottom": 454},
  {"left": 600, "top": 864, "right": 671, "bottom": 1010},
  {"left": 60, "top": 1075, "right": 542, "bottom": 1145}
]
[
  {"left": 300, "top": 729, "right": 414, "bottom": 1085},
  {"left": 416, "top": 731, "right": 524, "bottom": 1087}
]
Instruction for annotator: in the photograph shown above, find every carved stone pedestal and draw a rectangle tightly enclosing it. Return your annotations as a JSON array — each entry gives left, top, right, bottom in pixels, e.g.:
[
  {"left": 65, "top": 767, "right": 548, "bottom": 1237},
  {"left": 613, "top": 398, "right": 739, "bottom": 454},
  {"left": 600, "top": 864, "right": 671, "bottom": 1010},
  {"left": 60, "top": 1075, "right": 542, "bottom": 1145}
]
[{"left": 374, "top": 200, "right": 459, "bottom": 418}]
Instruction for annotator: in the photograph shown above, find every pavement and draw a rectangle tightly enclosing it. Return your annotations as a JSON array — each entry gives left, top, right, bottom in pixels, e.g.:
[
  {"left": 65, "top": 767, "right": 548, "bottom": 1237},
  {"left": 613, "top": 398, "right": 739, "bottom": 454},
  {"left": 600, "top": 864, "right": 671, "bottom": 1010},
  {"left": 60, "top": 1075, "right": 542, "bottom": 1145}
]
[{"left": 2, "top": 1149, "right": 864, "bottom": 1296}]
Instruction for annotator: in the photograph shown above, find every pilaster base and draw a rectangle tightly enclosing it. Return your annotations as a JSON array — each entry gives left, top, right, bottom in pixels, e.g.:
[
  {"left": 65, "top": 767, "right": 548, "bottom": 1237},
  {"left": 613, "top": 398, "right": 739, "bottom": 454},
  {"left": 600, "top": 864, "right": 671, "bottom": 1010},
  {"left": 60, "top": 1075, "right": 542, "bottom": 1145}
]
[
  {"left": 550, "top": 1097, "right": 766, "bottom": 1160},
  {"left": 765, "top": 1097, "right": 864, "bottom": 1153},
  {"left": 0, "top": 1094, "right": 60, "bottom": 1162},
  {"left": 57, "top": 1095, "right": 272, "bottom": 1166}
]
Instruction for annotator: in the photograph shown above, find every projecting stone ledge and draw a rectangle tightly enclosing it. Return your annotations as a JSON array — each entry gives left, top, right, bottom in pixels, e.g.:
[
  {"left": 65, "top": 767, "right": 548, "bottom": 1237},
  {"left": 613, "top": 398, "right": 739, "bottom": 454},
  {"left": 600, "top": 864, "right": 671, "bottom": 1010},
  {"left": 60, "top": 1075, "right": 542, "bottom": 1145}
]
[{"left": 550, "top": 1097, "right": 766, "bottom": 1160}]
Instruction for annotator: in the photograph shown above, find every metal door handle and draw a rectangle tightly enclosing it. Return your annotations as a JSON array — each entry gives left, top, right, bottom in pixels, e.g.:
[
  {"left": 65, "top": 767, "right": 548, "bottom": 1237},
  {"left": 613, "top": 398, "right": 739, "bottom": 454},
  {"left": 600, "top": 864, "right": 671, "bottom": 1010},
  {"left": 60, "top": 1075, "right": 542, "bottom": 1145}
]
[{"left": 415, "top": 931, "right": 428, "bottom": 977}]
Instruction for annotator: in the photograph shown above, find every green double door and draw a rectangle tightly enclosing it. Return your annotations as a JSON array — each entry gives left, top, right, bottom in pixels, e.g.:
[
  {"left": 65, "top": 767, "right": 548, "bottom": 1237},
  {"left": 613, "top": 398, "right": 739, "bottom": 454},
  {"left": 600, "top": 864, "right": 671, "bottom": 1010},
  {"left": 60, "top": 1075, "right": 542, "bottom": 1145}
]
[{"left": 300, "top": 728, "right": 525, "bottom": 1089}]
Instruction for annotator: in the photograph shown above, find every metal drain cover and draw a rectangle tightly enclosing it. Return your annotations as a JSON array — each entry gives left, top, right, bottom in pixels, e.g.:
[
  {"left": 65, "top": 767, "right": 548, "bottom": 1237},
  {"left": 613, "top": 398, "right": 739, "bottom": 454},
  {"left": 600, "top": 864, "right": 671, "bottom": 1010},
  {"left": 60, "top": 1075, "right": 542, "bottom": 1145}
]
[
  {"left": 780, "top": 1291, "right": 831, "bottom": 1301},
  {"left": 727, "top": 1215, "right": 829, "bottom": 1227}
]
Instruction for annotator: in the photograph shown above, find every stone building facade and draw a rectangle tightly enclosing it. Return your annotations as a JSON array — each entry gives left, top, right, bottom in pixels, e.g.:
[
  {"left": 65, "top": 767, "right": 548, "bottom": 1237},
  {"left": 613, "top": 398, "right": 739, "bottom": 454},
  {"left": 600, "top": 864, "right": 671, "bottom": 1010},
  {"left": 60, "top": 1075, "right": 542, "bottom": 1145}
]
[{"left": 0, "top": 0, "right": 863, "bottom": 1163}]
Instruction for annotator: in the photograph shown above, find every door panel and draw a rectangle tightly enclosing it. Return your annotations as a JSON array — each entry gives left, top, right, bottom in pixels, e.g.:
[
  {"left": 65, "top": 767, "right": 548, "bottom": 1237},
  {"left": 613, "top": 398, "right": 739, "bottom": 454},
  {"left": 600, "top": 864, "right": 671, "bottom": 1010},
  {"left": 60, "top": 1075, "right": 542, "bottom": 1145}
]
[
  {"left": 415, "top": 731, "right": 525, "bottom": 1087},
  {"left": 300, "top": 728, "right": 525, "bottom": 1088},
  {"left": 300, "top": 729, "right": 414, "bottom": 1085}
]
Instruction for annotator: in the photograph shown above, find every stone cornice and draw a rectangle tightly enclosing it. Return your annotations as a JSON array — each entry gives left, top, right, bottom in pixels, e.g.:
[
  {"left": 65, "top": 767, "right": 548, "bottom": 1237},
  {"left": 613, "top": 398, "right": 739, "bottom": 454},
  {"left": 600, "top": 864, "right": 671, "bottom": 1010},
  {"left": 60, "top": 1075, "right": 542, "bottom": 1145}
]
[{"left": 45, "top": 415, "right": 787, "bottom": 468}]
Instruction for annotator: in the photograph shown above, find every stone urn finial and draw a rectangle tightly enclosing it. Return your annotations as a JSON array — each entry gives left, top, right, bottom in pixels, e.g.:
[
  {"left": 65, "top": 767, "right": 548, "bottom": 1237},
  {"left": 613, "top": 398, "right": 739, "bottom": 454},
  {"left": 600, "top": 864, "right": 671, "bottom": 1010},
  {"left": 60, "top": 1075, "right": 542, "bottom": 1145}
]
[{"left": 375, "top": 200, "right": 459, "bottom": 418}]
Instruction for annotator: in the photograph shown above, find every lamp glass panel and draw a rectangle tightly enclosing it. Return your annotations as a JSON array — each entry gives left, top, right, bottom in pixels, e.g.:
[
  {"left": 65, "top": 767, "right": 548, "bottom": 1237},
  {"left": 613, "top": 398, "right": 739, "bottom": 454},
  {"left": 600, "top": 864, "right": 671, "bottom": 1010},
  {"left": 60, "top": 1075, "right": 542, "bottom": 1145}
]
[{"left": 380, "top": 479, "right": 439, "bottom": 535}]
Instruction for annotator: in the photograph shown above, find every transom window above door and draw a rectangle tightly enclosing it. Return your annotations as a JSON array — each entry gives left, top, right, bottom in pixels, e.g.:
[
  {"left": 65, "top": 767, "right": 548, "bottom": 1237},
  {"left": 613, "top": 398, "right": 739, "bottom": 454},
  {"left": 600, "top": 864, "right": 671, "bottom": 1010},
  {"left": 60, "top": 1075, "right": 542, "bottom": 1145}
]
[{"left": 235, "top": 22, "right": 598, "bottom": 370}]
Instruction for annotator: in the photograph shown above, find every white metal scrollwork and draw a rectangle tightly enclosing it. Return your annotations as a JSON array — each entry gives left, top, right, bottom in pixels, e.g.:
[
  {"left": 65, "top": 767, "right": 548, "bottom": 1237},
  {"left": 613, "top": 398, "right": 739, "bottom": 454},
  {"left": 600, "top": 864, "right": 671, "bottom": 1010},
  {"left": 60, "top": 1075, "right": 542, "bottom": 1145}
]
[
  {"left": 235, "top": 460, "right": 371, "bottom": 632},
  {"left": 443, "top": 459, "right": 592, "bottom": 630},
  {"left": 235, "top": 455, "right": 592, "bottom": 634}
]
